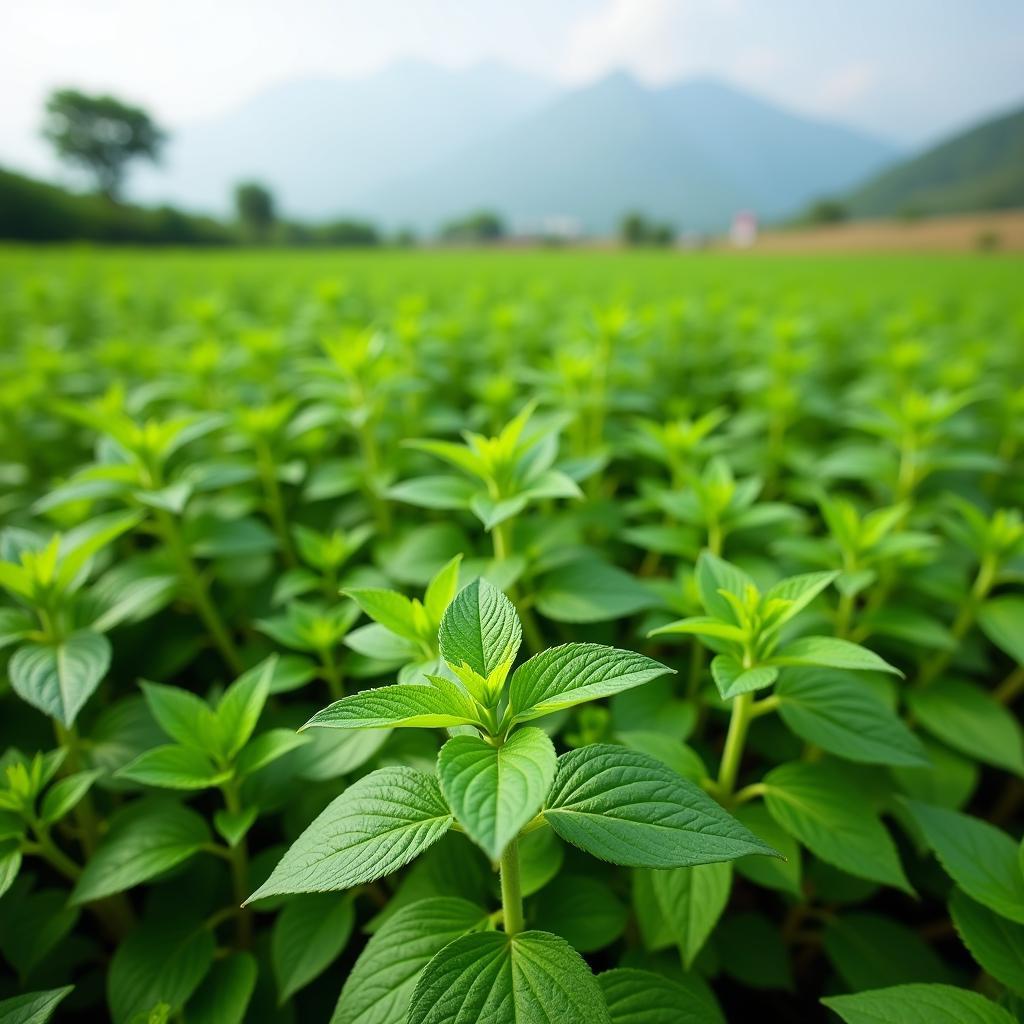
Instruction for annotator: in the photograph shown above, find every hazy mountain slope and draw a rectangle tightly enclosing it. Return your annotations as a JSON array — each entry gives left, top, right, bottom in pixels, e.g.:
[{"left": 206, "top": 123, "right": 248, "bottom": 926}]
[
  {"left": 846, "top": 104, "right": 1024, "bottom": 217},
  {"left": 356, "top": 72, "right": 746, "bottom": 233},
  {"left": 131, "top": 60, "right": 557, "bottom": 216}
]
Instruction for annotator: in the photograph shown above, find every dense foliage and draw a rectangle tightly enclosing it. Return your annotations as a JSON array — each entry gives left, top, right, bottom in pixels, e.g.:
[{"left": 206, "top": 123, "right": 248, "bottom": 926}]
[{"left": 1, "top": 249, "right": 1023, "bottom": 1023}]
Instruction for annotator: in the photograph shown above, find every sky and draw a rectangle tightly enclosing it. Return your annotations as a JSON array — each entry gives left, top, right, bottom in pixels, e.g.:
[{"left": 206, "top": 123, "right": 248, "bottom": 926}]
[{"left": 3, "top": 0, "right": 1023, "bottom": 177}]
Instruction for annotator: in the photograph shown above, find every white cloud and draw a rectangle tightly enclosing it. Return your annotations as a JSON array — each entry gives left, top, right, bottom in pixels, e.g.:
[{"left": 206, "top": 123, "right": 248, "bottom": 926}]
[
  {"left": 561, "top": 0, "right": 743, "bottom": 85},
  {"left": 814, "top": 61, "right": 880, "bottom": 113}
]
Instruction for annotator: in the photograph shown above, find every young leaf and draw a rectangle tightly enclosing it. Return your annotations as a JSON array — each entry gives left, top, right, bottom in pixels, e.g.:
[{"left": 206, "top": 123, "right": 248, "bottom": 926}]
[
  {"left": 762, "top": 570, "right": 839, "bottom": 625},
  {"left": 331, "top": 897, "right": 489, "bottom": 1024},
  {"left": 272, "top": 894, "right": 355, "bottom": 1003},
  {"left": 345, "top": 588, "right": 421, "bottom": 642},
  {"left": 9, "top": 631, "right": 111, "bottom": 726},
  {"left": 39, "top": 769, "right": 102, "bottom": 824},
  {"left": 598, "top": 968, "right": 726, "bottom": 1024},
  {"left": 234, "top": 729, "right": 308, "bottom": 776},
  {"left": 139, "top": 681, "right": 219, "bottom": 752},
  {"left": 696, "top": 552, "right": 756, "bottom": 622},
  {"left": 710, "top": 656, "right": 777, "bottom": 700},
  {"left": 0, "top": 845, "right": 21, "bottom": 901},
  {"left": 423, "top": 554, "right": 463, "bottom": 624},
  {"left": 652, "top": 862, "right": 732, "bottom": 968},
  {"left": 71, "top": 799, "right": 210, "bottom": 904},
  {"left": 544, "top": 745, "right": 777, "bottom": 867},
  {"left": 507, "top": 644, "right": 673, "bottom": 724},
  {"left": 303, "top": 677, "right": 485, "bottom": 731},
  {"left": 776, "top": 668, "right": 928, "bottom": 766},
  {"left": 117, "top": 745, "right": 231, "bottom": 790},
  {"left": 949, "top": 888, "right": 1024, "bottom": 997},
  {"left": 771, "top": 636, "right": 901, "bottom": 675},
  {"left": 822, "top": 984, "right": 1015, "bottom": 1024},
  {"left": 437, "top": 727, "right": 556, "bottom": 861},
  {"left": 907, "top": 679, "right": 1024, "bottom": 775},
  {"left": 763, "top": 761, "right": 911, "bottom": 891},
  {"left": 246, "top": 767, "right": 453, "bottom": 902},
  {"left": 0, "top": 986, "right": 74, "bottom": 1024},
  {"left": 214, "top": 807, "right": 258, "bottom": 848},
  {"left": 900, "top": 800, "right": 1024, "bottom": 922},
  {"left": 407, "top": 929, "right": 610, "bottom": 1024},
  {"left": 438, "top": 578, "right": 522, "bottom": 680},
  {"left": 215, "top": 656, "right": 275, "bottom": 759}
]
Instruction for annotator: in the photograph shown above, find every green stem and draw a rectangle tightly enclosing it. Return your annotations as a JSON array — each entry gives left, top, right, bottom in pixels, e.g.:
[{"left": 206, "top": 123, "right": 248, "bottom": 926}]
[
  {"left": 256, "top": 438, "right": 296, "bottom": 567},
  {"left": 499, "top": 838, "right": 524, "bottom": 935},
  {"left": 156, "top": 509, "right": 243, "bottom": 674},
  {"left": 995, "top": 665, "right": 1024, "bottom": 705},
  {"left": 918, "top": 552, "right": 998, "bottom": 687},
  {"left": 717, "top": 692, "right": 754, "bottom": 799},
  {"left": 320, "top": 645, "right": 345, "bottom": 700},
  {"left": 222, "top": 782, "right": 253, "bottom": 948}
]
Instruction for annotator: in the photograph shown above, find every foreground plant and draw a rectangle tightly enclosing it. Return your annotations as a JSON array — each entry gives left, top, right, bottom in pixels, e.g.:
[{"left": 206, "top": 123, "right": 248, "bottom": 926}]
[{"left": 248, "top": 578, "right": 778, "bottom": 1021}]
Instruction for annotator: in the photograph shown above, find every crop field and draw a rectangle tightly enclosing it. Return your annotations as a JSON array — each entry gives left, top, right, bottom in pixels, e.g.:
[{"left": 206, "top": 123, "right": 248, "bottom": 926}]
[{"left": 1, "top": 247, "right": 1023, "bottom": 1024}]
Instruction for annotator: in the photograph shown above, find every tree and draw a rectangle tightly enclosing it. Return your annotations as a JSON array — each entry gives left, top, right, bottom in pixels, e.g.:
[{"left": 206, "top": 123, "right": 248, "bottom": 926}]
[
  {"left": 804, "top": 199, "right": 848, "bottom": 225},
  {"left": 440, "top": 210, "right": 505, "bottom": 243},
  {"left": 234, "top": 182, "right": 276, "bottom": 241},
  {"left": 619, "top": 210, "right": 676, "bottom": 247},
  {"left": 42, "top": 89, "right": 165, "bottom": 201}
]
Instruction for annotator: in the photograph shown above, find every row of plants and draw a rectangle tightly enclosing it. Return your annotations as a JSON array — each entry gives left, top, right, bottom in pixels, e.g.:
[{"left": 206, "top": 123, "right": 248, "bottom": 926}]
[{"left": 0, "top": 252, "right": 1022, "bottom": 1022}]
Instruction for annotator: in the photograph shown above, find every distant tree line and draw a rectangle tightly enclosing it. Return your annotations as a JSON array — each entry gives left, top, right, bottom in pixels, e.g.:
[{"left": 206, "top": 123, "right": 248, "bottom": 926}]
[{"left": 618, "top": 210, "right": 676, "bottom": 247}]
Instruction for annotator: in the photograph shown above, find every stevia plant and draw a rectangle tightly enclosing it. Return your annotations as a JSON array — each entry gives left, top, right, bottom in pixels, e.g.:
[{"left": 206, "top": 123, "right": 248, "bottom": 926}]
[{"left": 247, "top": 578, "right": 779, "bottom": 1021}]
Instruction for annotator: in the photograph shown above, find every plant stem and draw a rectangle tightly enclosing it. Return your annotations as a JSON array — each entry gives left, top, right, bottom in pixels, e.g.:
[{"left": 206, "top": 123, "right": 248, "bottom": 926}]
[
  {"left": 222, "top": 782, "right": 253, "bottom": 948},
  {"left": 717, "top": 691, "right": 754, "bottom": 799},
  {"left": 320, "top": 645, "right": 345, "bottom": 700},
  {"left": 156, "top": 508, "right": 243, "bottom": 674},
  {"left": 256, "top": 438, "right": 296, "bottom": 566},
  {"left": 499, "top": 838, "right": 524, "bottom": 936},
  {"left": 918, "top": 552, "right": 997, "bottom": 688},
  {"left": 995, "top": 665, "right": 1024, "bottom": 705}
]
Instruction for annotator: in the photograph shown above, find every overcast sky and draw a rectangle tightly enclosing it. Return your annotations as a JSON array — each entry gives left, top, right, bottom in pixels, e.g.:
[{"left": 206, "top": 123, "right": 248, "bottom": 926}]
[{"left": 3, "top": 0, "right": 1023, "bottom": 176}]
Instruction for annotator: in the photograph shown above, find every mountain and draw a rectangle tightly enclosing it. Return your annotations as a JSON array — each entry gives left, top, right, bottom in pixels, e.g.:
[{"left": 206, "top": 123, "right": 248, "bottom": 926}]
[
  {"left": 132, "top": 61, "right": 897, "bottom": 232},
  {"left": 846, "top": 103, "right": 1024, "bottom": 218},
  {"left": 131, "top": 59, "right": 557, "bottom": 217},
  {"left": 357, "top": 74, "right": 896, "bottom": 233}
]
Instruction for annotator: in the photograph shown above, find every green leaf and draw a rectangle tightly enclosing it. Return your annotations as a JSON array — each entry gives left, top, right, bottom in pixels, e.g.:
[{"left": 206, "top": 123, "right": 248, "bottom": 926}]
[
  {"left": 535, "top": 559, "right": 657, "bottom": 624},
  {"left": 776, "top": 668, "right": 928, "bottom": 766},
  {"left": 72, "top": 799, "right": 210, "bottom": 904},
  {"left": 901, "top": 800, "right": 1024, "bottom": 922},
  {"left": 214, "top": 807, "right": 258, "bottom": 848},
  {"left": 107, "top": 918, "right": 214, "bottom": 1024},
  {"left": 388, "top": 475, "right": 477, "bottom": 511},
  {"left": 437, "top": 727, "right": 556, "bottom": 860},
  {"left": 272, "top": 894, "right": 355, "bottom": 1002},
  {"left": 652, "top": 862, "right": 732, "bottom": 968},
  {"left": 508, "top": 644, "right": 673, "bottom": 724},
  {"left": 533, "top": 874, "right": 628, "bottom": 952},
  {"left": 0, "top": 986, "right": 73, "bottom": 1024},
  {"left": 234, "top": 729, "right": 308, "bottom": 776},
  {"left": 950, "top": 888, "right": 1024, "bottom": 997},
  {"left": 544, "top": 745, "right": 777, "bottom": 867},
  {"left": 40, "top": 769, "right": 102, "bottom": 824},
  {"left": 734, "top": 803, "right": 802, "bottom": 896},
  {"left": 696, "top": 552, "right": 756, "bottom": 622},
  {"left": 763, "top": 761, "right": 910, "bottom": 891},
  {"left": 763, "top": 570, "right": 839, "bottom": 624},
  {"left": 331, "top": 897, "right": 488, "bottom": 1024},
  {"left": 246, "top": 766, "right": 453, "bottom": 901},
  {"left": 303, "top": 677, "right": 485, "bottom": 731},
  {"left": 438, "top": 578, "right": 522, "bottom": 679},
  {"left": 772, "top": 635, "right": 901, "bottom": 675},
  {"left": 139, "top": 681, "right": 218, "bottom": 752},
  {"left": 186, "top": 953, "right": 257, "bottom": 1024},
  {"left": 0, "top": 844, "right": 21, "bottom": 901},
  {"left": 647, "top": 616, "right": 746, "bottom": 643},
  {"left": 9, "top": 631, "right": 110, "bottom": 726},
  {"left": 822, "top": 984, "right": 1015, "bottom": 1024},
  {"left": 710, "top": 655, "right": 778, "bottom": 699},
  {"left": 598, "top": 969, "right": 726, "bottom": 1024},
  {"left": 424, "top": 554, "right": 463, "bottom": 624},
  {"left": 117, "top": 744, "right": 231, "bottom": 790},
  {"left": 822, "top": 912, "right": 951, "bottom": 990},
  {"left": 345, "top": 588, "right": 421, "bottom": 642},
  {"left": 215, "top": 656, "right": 274, "bottom": 759},
  {"left": 978, "top": 596, "right": 1024, "bottom": 663},
  {"left": 907, "top": 679, "right": 1024, "bottom": 775},
  {"left": 407, "top": 929, "right": 610, "bottom": 1024}
]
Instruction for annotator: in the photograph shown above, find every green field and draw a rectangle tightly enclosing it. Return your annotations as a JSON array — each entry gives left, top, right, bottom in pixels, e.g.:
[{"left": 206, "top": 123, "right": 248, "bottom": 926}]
[{"left": 2, "top": 248, "right": 1023, "bottom": 1023}]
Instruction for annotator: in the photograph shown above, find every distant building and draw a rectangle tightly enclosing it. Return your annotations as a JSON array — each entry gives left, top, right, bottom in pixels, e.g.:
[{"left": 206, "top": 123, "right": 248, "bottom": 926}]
[{"left": 730, "top": 211, "right": 758, "bottom": 248}]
